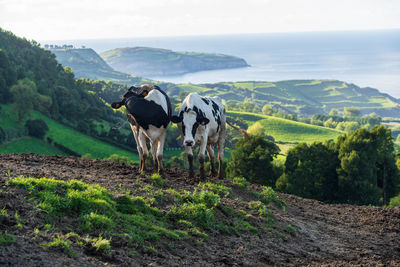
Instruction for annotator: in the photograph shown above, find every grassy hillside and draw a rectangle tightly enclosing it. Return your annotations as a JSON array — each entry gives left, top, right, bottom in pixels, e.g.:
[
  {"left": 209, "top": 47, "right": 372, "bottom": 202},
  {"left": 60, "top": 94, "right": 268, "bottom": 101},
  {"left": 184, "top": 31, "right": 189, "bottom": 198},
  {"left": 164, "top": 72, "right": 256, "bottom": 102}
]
[
  {"left": 227, "top": 111, "right": 343, "bottom": 143},
  {"left": 0, "top": 137, "right": 68, "bottom": 156},
  {"left": 0, "top": 105, "right": 139, "bottom": 161},
  {"left": 100, "top": 47, "right": 249, "bottom": 76}
]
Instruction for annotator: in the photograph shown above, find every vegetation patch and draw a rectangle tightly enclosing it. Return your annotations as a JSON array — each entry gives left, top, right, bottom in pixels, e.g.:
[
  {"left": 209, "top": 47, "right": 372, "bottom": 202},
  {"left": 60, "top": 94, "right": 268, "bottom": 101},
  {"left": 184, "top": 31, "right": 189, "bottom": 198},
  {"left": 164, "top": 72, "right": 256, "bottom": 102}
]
[{"left": 6, "top": 175, "right": 287, "bottom": 257}]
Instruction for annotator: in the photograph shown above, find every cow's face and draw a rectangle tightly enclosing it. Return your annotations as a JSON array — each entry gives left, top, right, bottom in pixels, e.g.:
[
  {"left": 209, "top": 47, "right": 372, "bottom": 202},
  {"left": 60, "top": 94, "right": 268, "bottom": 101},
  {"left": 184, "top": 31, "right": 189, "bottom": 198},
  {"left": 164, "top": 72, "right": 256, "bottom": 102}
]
[
  {"left": 171, "top": 108, "right": 209, "bottom": 147},
  {"left": 111, "top": 86, "right": 148, "bottom": 109}
]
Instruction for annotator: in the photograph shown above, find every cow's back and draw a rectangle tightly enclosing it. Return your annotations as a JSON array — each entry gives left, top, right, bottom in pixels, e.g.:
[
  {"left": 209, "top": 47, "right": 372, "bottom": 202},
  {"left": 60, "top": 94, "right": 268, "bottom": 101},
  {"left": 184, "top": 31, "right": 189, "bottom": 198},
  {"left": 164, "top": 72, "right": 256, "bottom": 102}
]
[{"left": 126, "top": 89, "right": 170, "bottom": 130}]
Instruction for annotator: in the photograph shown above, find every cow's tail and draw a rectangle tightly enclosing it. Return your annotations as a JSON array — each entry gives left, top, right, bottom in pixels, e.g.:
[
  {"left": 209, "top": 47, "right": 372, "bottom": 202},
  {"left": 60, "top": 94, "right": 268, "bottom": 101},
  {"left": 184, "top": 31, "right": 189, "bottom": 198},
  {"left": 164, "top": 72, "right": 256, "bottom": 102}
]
[{"left": 226, "top": 120, "right": 250, "bottom": 141}]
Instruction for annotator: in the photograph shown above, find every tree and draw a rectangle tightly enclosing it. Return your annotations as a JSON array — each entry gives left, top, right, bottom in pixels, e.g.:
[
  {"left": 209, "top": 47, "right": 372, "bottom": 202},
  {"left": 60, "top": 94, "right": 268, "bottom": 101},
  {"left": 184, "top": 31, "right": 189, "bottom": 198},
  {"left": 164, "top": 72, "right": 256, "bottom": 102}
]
[
  {"left": 329, "top": 109, "right": 339, "bottom": 116},
  {"left": 344, "top": 107, "right": 360, "bottom": 117},
  {"left": 247, "top": 122, "right": 265, "bottom": 137},
  {"left": 336, "top": 128, "right": 381, "bottom": 205},
  {"left": 262, "top": 104, "right": 273, "bottom": 115},
  {"left": 276, "top": 142, "right": 339, "bottom": 202},
  {"left": 10, "top": 79, "right": 37, "bottom": 121},
  {"left": 371, "top": 126, "right": 399, "bottom": 204},
  {"left": 25, "top": 119, "right": 49, "bottom": 139},
  {"left": 227, "top": 135, "right": 280, "bottom": 186}
]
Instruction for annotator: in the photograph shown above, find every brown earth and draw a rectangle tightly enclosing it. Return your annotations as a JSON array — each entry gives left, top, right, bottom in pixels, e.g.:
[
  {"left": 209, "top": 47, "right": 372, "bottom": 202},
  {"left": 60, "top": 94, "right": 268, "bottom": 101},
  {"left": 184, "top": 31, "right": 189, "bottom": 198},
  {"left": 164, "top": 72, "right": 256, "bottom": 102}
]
[{"left": 0, "top": 153, "right": 400, "bottom": 266}]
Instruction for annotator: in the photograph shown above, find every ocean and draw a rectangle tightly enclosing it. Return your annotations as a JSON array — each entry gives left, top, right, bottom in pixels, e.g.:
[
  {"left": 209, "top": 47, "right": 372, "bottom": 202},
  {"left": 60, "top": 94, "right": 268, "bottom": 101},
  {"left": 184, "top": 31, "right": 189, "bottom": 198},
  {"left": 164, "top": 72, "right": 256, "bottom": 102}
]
[{"left": 44, "top": 29, "right": 400, "bottom": 98}]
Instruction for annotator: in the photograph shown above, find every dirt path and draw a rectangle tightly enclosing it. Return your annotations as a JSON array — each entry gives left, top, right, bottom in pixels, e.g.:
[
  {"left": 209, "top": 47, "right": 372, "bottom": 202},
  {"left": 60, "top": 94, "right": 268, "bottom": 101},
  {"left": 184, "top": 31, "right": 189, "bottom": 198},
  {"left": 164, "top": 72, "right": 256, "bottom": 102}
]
[{"left": 1, "top": 153, "right": 400, "bottom": 266}]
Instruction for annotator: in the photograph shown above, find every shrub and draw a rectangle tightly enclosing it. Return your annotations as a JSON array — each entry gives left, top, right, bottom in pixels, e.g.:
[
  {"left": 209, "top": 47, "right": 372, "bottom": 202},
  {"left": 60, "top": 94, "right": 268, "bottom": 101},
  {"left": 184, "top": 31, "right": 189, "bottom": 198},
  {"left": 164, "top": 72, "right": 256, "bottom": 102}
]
[
  {"left": 25, "top": 119, "right": 49, "bottom": 139},
  {"left": 104, "top": 154, "right": 132, "bottom": 164},
  {"left": 232, "top": 177, "right": 249, "bottom": 190},
  {"left": 389, "top": 195, "right": 400, "bottom": 207},
  {"left": 227, "top": 135, "right": 280, "bottom": 186}
]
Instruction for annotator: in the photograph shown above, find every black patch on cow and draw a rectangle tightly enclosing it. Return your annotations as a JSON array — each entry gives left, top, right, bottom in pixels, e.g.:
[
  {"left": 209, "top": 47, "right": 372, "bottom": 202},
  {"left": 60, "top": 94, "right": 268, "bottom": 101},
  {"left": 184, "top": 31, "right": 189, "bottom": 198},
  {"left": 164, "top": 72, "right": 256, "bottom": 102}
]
[
  {"left": 113, "top": 85, "right": 172, "bottom": 130},
  {"left": 192, "top": 105, "right": 206, "bottom": 118},
  {"left": 211, "top": 100, "right": 220, "bottom": 113},
  {"left": 182, "top": 123, "right": 186, "bottom": 137},
  {"left": 124, "top": 96, "right": 169, "bottom": 130},
  {"left": 201, "top": 98, "right": 209, "bottom": 105},
  {"left": 191, "top": 122, "right": 199, "bottom": 138}
]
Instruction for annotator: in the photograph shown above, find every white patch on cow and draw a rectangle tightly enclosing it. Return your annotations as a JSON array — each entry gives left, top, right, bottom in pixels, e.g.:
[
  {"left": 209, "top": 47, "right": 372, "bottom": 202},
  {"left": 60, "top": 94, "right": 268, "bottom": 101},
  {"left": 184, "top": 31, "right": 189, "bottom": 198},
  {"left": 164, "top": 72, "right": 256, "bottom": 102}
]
[
  {"left": 145, "top": 89, "right": 168, "bottom": 115},
  {"left": 144, "top": 125, "right": 166, "bottom": 141}
]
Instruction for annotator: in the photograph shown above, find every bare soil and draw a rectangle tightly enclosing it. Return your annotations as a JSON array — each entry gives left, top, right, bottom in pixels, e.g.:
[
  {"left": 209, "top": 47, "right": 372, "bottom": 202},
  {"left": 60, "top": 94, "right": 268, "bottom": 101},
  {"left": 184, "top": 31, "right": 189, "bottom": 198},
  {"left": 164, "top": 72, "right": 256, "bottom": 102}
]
[{"left": 1, "top": 153, "right": 400, "bottom": 266}]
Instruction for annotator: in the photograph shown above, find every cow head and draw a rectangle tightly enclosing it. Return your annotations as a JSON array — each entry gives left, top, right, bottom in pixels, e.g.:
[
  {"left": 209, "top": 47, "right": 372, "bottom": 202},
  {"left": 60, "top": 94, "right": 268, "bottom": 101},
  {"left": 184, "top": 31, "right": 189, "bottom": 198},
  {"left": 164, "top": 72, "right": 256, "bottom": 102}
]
[
  {"left": 111, "top": 85, "right": 151, "bottom": 109},
  {"left": 171, "top": 107, "right": 209, "bottom": 147}
]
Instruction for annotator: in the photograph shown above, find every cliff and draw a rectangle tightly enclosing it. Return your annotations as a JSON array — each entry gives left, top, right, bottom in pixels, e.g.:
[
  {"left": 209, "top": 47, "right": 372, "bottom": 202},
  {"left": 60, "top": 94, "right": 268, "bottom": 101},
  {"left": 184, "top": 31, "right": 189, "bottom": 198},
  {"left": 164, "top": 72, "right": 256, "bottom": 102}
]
[{"left": 100, "top": 47, "right": 249, "bottom": 77}]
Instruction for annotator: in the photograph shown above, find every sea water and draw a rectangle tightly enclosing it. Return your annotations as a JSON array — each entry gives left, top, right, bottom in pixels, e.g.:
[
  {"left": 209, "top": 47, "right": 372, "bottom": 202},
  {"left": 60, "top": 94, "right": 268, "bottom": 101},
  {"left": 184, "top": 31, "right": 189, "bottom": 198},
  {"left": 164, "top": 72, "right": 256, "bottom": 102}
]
[{"left": 44, "top": 29, "right": 400, "bottom": 98}]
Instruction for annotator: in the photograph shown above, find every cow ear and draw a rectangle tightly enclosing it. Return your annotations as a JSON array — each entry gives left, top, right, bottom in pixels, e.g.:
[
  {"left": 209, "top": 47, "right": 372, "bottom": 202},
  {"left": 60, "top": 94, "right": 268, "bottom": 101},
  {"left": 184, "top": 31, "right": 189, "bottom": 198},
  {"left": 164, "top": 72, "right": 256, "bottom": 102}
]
[
  {"left": 197, "top": 117, "right": 210, "bottom": 125},
  {"left": 171, "top": 115, "right": 183, "bottom": 123},
  {"left": 111, "top": 102, "right": 123, "bottom": 109}
]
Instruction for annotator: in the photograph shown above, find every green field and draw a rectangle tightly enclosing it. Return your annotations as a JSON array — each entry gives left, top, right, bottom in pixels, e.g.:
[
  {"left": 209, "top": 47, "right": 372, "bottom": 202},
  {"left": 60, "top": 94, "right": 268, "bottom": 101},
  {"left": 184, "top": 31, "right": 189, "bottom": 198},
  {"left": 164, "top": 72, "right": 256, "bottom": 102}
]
[
  {"left": 0, "top": 137, "right": 68, "bottom": 156},
  {"left": 0, "top": 105, "right": 139, "bottom": 162},
  {"left": 228, "top": 111, "right": 343, "bottom": 143}
]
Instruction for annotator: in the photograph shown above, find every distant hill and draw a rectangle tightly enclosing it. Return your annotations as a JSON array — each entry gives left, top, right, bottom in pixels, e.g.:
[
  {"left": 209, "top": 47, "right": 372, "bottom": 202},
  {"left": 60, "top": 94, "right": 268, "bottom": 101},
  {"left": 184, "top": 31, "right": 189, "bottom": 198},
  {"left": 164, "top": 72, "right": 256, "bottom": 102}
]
[
  {"left": 171, "top": 80, "right": 400, "bottom": 118},
  {"left": 50, "top": 48, "right": 145, "bottom": 85},
  {"left": 100, "top": 47, "right": 249, "bottom": 76}
]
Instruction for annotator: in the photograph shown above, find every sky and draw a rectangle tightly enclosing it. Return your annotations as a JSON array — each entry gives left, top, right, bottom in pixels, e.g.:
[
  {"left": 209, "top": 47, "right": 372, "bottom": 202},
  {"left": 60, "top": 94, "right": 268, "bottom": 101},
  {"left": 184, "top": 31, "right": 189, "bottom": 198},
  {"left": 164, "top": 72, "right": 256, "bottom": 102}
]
[{"left": 0, "top": 0, "right": 399, "bottom": 41}]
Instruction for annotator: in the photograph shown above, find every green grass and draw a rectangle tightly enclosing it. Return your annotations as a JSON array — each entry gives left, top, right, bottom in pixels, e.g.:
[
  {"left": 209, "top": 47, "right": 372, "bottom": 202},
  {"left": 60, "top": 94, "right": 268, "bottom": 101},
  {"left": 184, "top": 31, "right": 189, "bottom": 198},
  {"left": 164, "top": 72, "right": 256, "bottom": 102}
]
[
  {"left": 0, "top": 137, "right": 68, "bottom": 156},
  {"left": 0, "top": 231, "right": 16, "bottom": 245},
  {"left": 228, "top": 111, "right": 343, "bottom": 143},
  {"left": 0, "top": 104, "right": 139, "bottom": 161},
  {"left": 8, "top": 175, "right": 282, "bottom": 252}
]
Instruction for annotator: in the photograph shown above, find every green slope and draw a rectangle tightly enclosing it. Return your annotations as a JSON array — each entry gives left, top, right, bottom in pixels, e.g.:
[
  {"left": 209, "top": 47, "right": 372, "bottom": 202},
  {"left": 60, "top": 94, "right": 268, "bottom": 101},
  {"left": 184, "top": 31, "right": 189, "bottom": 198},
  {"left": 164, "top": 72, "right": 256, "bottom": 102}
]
[
  {"left": 0, "top": 137, "right": 68, "bottom": 156},
  {"left": 228, "top": 111, "right": 343, "bottom": 143},
  {"left": 0, "top": 105, "right": 139, "bottom": 161}
]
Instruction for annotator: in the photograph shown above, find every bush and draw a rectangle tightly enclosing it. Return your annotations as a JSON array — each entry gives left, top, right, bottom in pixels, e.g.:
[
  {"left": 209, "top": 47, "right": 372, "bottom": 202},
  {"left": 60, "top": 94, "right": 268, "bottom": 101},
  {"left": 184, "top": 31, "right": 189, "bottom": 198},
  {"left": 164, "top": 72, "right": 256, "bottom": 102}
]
[
  {"left": 25, "top": 119, "right": 49, "bottom": 139},
  {"left": 278, "top": 142, "right": 339, "bottom": 202},
  {"left": 227, "top": 135, "right": 280, "bottom": 186},
  {"left": 389, "top": 195, "right": 400, "bottom": 207}
]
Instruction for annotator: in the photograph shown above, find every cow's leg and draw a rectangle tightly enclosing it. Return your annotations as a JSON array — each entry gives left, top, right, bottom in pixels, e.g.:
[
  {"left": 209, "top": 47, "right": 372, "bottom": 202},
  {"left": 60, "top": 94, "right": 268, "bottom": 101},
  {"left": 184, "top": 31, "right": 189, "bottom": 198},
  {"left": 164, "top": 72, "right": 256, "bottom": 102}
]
[
  {"left": 138, "top": 131, "right": 148, "bottom": 172},
  {"left": 206, "top": 144, "right": 216, "bottom": 176},
  {"left": 150, "top": 140, "right": 158, "bottom": 173},
  {"left": 198, "top": 138, "right": 207, "bottom": 181},
  {"left": 185, "top": 146, "right": 194, "bottom": 179},
  {"left": 130, "top": 125, "right": 143, "bottom": 171},
  {"left": 156, "top": 131, "right": 166, "bottom": 174}
]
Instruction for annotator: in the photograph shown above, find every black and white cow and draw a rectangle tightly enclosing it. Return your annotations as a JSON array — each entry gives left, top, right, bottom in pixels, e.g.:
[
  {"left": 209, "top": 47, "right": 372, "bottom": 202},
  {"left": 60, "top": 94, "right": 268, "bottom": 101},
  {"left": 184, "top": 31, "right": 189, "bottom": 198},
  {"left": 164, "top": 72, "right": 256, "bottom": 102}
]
[
  {"left": 171, "top": 93, "right": 226, "bottom": 180},
  {"left": 111, "top": 84, "right": 171, "bottom": 173}
]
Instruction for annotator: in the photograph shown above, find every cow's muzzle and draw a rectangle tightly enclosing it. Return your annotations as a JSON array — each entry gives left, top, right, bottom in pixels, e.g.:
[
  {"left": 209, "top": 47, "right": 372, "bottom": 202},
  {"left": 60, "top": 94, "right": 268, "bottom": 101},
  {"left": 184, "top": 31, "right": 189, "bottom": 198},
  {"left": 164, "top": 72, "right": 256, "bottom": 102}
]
[{"left": 185, "top": 140, "right": 194, "bottom": 147}]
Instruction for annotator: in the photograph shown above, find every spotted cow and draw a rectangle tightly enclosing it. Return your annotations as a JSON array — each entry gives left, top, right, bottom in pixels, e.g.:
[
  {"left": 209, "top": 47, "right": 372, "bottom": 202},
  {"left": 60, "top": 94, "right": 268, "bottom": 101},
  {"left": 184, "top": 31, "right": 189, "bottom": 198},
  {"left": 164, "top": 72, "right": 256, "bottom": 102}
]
[
  {"left": 111, "top": 84, "right": 171, "bottom": 173},
  {"left": 171, "top": 93, "right": 226, "bottom": 180}
]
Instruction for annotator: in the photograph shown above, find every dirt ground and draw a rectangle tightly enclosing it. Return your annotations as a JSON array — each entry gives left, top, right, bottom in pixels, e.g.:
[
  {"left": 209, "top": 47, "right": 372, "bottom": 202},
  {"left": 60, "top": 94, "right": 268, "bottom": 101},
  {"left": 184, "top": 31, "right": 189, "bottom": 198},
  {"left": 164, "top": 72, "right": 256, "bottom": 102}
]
[{"left": 0, "top": 153, "right": 400, "bottom": 266}]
